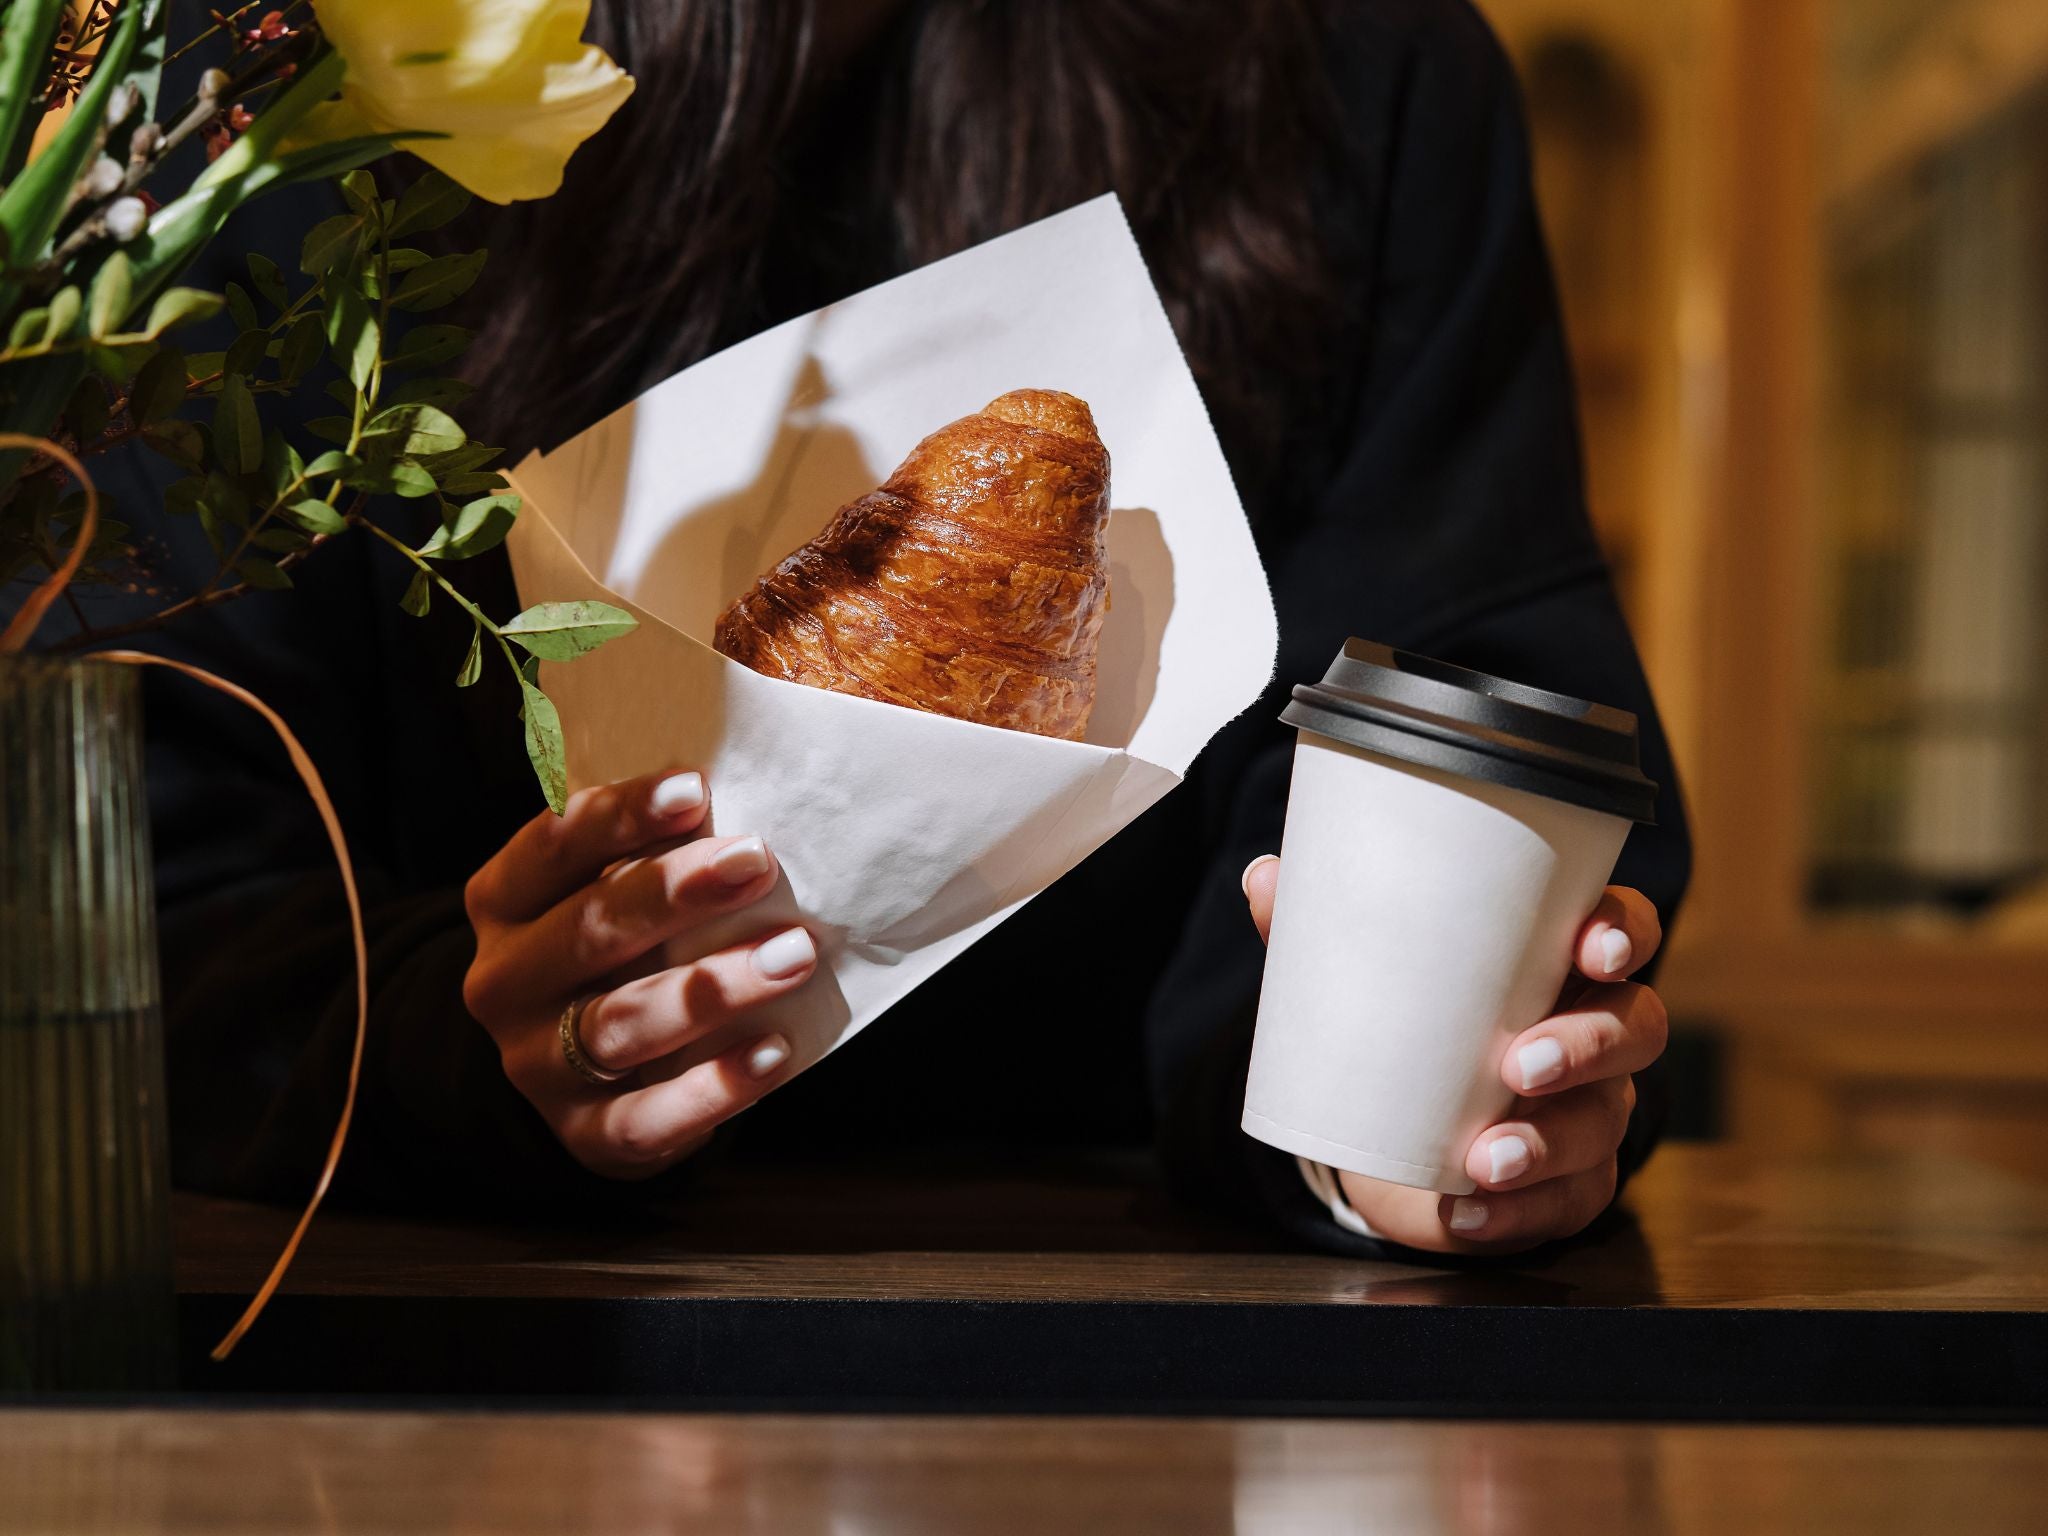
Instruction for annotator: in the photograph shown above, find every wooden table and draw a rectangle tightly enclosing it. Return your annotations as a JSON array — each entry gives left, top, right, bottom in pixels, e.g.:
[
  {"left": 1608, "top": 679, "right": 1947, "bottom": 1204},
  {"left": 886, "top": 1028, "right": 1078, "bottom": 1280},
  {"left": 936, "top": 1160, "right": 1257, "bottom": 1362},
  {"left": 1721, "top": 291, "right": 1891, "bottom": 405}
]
[
  {"left": 7, "top": 1410, "right": 2047, "bottom": 1534},
  {"left": 169, "top": 1146, "right": 2048, "bottom": 1419}
]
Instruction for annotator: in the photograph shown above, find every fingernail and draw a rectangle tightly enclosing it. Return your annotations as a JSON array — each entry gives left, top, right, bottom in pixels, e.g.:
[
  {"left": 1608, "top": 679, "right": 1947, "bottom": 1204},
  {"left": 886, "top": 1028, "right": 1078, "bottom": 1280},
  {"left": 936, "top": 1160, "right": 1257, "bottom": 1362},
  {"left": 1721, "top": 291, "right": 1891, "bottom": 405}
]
[
  {"left": 745, "top": 1034, "right": 791, "bottom": 1079},
  {"left": 1240, "top": 854, "right": 1279, "bottom": 897},
  {"left": 1488, "top": 1134, "right": 1532, "bottom": 1184},
  {"left": 1517, "top": 1037, "right": 1567, "bottom": 1091},
  {"left": 751, "top": 926, "right": 816, "bottom": 980},
  {"left": 652, "top": 771, "right": 704, "bottom": 816},
  {"left": 1449, "top": 1198, "right": 1489, "bottom": 1233},
  {"left": 1598, "top": 924, "right": 1633, "bottom": 976},
  {"left": 711, "top": 835, "right": 770, "bottom": 885}
]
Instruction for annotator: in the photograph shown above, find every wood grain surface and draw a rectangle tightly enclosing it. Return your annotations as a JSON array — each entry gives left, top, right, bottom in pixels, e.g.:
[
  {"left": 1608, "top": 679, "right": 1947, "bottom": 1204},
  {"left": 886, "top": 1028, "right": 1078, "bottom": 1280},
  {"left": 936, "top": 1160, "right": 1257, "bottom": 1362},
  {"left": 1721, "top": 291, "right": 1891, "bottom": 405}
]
[{"left": 6, "top": 1409, "right": 2045, "bottom": 1535}]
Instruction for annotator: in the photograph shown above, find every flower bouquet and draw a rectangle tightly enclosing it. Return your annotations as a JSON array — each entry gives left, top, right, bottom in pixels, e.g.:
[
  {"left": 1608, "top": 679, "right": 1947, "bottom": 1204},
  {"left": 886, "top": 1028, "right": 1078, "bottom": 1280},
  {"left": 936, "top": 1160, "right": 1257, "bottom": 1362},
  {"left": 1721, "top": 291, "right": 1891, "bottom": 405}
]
[{"left": 0, "top": 0, "right": 634, "bottom": 1385}]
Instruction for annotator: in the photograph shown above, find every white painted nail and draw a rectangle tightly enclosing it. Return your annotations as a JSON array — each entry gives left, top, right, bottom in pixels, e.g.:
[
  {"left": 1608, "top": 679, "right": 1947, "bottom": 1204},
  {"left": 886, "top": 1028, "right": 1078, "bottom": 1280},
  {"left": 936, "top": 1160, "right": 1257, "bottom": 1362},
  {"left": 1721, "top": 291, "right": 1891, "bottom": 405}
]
[
  {"left": 651, "top": 771, "right": 704, "bottom": 816},
  {"left": 745, "top": 1034, "right": 791, "bottom": 1079},
  {"left": 1517, "top": 1037, "right": 1567, "bottom": 1091},
  {"left": 1240, "top": 854, "right": 1279, "bottom": 897},
  {"left": 1449, "top": 1198, "right": 1489, "bottom": 1233},
  {"left": 710, "top": 835, "right": 770, "bottom": 885},
  {"left": 1598, "top": 924, "right": 1633, "bottom": 976},
  {"left": 1488, "top": 1134, "right": 1532, "bottom": 1185},
  {"left": 751, "top": 927, "right": 816, "bottom": 981}
]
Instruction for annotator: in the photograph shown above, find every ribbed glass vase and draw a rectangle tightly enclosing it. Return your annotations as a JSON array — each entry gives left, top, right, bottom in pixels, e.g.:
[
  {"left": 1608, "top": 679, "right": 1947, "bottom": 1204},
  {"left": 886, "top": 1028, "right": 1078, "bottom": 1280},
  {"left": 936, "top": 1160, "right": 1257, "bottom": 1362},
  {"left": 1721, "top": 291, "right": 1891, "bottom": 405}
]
[{"left": 1, "top": 655, "right": 174, "bottom": 1392}]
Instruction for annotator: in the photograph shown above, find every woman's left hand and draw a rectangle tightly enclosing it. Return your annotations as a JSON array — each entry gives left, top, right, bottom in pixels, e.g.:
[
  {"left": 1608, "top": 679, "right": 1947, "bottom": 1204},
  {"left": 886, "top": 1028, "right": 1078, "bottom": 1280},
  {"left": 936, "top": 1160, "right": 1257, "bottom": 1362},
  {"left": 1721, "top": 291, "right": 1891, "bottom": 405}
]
[{"left": 1241, "top": 857, "right": 1667, "bottom": 1255}]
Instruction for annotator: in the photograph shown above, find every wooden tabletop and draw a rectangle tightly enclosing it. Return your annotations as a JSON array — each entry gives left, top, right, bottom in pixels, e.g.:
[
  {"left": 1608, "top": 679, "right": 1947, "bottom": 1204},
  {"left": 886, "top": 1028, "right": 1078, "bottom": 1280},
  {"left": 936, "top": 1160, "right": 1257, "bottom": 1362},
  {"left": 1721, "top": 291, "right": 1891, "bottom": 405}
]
[
  {"left": 171, "top": 1146, "right": 2048, "bottom": 1416},
  {"left": 8, "top": 1410, "right": 2047, "bottom": 1535}
]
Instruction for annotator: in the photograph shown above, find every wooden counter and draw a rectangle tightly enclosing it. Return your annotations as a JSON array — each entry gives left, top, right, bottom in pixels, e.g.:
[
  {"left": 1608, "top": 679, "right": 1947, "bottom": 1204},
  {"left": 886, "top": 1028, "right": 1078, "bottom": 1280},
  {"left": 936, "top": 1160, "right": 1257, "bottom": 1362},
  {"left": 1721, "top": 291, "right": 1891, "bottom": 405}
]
[
  {"left": 7, "top": 1410, "right": 2046, "bottom": 1535},
  {"left": 171, "top": 1146, "right": 2048, "bottom": 1417}
]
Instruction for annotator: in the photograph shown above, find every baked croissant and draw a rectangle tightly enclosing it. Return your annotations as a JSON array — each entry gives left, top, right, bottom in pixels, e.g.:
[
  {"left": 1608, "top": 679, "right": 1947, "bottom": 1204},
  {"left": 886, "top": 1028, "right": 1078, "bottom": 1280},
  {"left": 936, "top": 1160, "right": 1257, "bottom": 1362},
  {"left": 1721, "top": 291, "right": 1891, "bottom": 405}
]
[{"left": 712, "top": 389, "right": 1111, "bottom": 740}]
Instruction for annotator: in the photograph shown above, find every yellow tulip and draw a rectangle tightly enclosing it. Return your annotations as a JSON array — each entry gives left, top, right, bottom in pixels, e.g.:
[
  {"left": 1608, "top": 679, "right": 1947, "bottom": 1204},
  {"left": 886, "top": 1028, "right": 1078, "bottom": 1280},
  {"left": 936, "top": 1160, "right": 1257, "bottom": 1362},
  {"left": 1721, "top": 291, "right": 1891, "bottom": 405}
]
[{"left": 296, "top": 0, "right": 634, "bottom": 204}]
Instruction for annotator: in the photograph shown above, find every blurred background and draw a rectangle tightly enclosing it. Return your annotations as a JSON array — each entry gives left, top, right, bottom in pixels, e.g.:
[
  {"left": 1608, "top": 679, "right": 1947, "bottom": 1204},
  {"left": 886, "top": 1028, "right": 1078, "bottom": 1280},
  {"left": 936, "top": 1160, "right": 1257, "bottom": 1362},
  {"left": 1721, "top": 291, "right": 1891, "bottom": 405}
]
[{"left": 1476, "top": 0, "right": 2048, "bottom": 1179}]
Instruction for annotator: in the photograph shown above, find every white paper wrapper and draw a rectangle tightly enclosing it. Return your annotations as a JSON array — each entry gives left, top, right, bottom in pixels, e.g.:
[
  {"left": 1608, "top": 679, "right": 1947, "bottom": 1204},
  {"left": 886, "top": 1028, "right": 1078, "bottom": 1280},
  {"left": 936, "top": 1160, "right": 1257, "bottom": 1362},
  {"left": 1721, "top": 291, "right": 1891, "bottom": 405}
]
[{"left": 503, "top": 194, "right": 1278, "bottom": 1081}]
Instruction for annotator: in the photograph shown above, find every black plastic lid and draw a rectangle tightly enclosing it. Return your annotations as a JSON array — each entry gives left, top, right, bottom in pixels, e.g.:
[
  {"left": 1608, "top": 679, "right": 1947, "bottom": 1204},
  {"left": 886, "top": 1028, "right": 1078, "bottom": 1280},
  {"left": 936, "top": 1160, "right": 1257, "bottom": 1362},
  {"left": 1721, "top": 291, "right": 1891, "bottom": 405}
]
[{"left": 1279, "top": 639, "right": 1658, "bottom": 824}]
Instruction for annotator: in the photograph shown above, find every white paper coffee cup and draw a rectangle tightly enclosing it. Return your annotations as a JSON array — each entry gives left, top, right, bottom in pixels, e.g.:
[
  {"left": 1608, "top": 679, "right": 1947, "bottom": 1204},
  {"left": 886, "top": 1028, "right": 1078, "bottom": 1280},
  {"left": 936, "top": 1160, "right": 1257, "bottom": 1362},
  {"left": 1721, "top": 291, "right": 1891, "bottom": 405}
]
[{"left": 1242, "top": 640, "right": 1658, "bottom": 1197}]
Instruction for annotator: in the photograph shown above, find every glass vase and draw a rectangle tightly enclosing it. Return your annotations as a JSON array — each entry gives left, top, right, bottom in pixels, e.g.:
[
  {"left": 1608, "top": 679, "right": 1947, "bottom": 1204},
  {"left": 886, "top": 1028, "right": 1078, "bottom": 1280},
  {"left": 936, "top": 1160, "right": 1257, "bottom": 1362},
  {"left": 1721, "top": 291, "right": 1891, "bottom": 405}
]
[{"left": 1, "top": 655, "right": 174, "bottom": 1392}]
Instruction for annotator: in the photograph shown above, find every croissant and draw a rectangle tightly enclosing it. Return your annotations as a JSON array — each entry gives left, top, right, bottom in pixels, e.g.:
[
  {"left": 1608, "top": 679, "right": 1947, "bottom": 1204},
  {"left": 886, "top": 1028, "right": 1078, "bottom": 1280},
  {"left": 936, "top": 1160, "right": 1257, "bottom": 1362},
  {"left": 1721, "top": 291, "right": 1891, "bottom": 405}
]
[{"left": 712, "top": 389, "right": 1111, "bottom": 740}]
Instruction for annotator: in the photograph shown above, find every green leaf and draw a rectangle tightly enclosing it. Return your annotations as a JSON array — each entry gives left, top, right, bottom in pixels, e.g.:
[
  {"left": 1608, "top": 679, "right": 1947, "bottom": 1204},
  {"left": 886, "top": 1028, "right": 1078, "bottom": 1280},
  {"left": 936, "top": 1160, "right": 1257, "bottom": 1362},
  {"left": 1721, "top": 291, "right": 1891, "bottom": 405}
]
[
  {"left": 184, "top": 350, "right": 226, "bottom": 381},
  {"left": 456, "top": 625, "right": 482, "bottom": 687},
  {"left": 400, "top": 567, "right": 431, "bottom": 617},
  {"left": 64, "top": 377, "right": 107, "bottom": 444},
  {"left": 212, "top": 374, "right": 260, "bottom": 475},
  {"left": 247, "top": 252, "right": 289, "bottom": 310},
  {"left": 86, "top": 343, "right": 146, "bottom": 383},
  {"left": 201, "top": 471, "right": 251, "bottom": 528},
  {"left": 303, "top": 450, "right": 356, "bottom": 480},
  {"left": 44, "top": 286, "right": 82, "bottom": 345},
  {"left": 129, "top": 347, "right": 186, "bottom": 425},
  {"left": 88, "top": 254, "right": 134, "bottom": 340},
  {"left": 235, "top": 555, "right": 292, "bottom": 590},
  {"left": 339, "top": 169, "right": 380, "bottom": 220},
  {"left": 519, "top": 679, "right": 568, "bottom": 815},
  {"left": 251, "top": 527, "right": 310, "bottom": 554},
  {"left": 277, "top": 313, "right": 324, "bottom": 385},
  {"left": 261, "top": 429, "right": 304, "bottom": 498},
  {"left": 224, "top": 281, "right": 259, "bottom": 332},
  {"left": 418, "top": 493, "right": 519, "bottom": 561},
  {"left": 363, "top": 402, "right": 464, "bottom": 457},
  {"left": 384, "top": 323, "right": 472, "bottom": 372},
  {"left": 388, "top": 170, "right": 472, "bottom": 239},
  {"left": 143, "top": 421, "right": 205, "bottom": 472},
  {"left": 417, "top": 441, "right": 500, "bottom": 479},
  {"left": 224, "top": 327, "right": 268, "bottom": 380},
  {"left": 280, "top": 497, "right": 347, "bottom": 536},
  {"left": 325, "top": 285, "right": 377, "bottom": 391},
  {"left": 440, "top": 470, "right": 508, "bottom": 496},
  {"left": 7, "top": 307, "right": 45, "bottom": 348},
  {"left": 391, "top": 250, "right": 486, "bottom": 312},
  {"left": 0, "top": 4, "right": 68, "bottom": 195},
  {"left": 323, "top": 379, "right": 358, "bottom": 408},
  {"left": 502, "top": 600, "right": 638, "bottom": 661},
  {"left": 306, "top": 415, "right": 355, "bottom": 445},
  {"left": 387, "top": 461, "right": 437, "bottom": 498},
  {"left": 143, "top": 288, "right": 225, "bottom": 338},
  {"left": 384, "top": 376, "right": 473, "bottom": 411},
  {"left": 300, "top": 213, "right": 364, "bottom": 277}
]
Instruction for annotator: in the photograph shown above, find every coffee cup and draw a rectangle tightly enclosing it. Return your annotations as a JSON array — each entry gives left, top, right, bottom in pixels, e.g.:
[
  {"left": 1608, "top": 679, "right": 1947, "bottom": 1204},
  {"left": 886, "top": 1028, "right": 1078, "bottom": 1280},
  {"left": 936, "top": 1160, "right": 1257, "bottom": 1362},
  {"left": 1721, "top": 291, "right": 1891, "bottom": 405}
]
[{"left": 1242, "top": 639, "right": 1658, "bottom": 1196}]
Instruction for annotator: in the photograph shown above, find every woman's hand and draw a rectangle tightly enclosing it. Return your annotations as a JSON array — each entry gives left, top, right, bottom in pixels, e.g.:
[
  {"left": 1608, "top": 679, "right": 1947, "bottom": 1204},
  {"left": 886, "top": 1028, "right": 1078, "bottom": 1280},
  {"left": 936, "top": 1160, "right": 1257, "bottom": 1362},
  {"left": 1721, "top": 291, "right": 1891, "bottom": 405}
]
[
  {"left": 462, "top": 768, "right": 816, "bottom": 1180},
  {"left": 1241, "top": 855, "right": 1667, "bottom": 1254}
]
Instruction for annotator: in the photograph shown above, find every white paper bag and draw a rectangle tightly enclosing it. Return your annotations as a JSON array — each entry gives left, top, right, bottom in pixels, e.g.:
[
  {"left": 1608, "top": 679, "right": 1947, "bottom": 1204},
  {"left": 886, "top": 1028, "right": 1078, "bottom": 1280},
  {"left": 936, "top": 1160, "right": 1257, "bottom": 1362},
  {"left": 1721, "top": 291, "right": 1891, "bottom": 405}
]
[{"left": 503, "top": 194, "right": 1278, "bottom": 1078}]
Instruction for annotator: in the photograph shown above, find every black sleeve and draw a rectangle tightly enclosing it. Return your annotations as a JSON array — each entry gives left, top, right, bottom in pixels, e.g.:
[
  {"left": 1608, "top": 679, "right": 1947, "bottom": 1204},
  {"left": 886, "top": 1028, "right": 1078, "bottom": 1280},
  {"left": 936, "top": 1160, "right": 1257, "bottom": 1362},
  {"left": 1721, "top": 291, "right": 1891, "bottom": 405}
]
[{"left": 1146, "top": 0, "right": 1692, "bottom": 1258}]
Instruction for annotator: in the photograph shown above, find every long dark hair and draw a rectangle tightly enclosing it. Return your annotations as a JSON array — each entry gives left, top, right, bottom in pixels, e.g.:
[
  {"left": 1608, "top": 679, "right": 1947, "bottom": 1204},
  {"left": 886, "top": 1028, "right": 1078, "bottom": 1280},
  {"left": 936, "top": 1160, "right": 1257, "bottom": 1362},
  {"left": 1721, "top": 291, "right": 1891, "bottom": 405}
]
[{"left": 465, "top": 0, "right": 1348, "bottom": 480}]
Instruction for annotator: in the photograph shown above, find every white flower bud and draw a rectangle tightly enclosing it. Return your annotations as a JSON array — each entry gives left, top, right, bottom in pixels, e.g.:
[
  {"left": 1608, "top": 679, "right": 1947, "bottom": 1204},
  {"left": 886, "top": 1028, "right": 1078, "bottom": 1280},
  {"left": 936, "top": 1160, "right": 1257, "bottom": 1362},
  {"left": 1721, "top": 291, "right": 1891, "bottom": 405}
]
[
  {"left": 84, "top": 156, "right": 124, "bottom": 198},
  {"left": 198, "top": 68, "right": 231, "bottom": 101},
  {"left": 103, "top": 197, "right": 149, "bottom": 243},
  {"left": 105, "top": 81, "right": 140, "bottom": 126},
  {"left": 128, "top": 122, "right": 164, "bottom": 162}
]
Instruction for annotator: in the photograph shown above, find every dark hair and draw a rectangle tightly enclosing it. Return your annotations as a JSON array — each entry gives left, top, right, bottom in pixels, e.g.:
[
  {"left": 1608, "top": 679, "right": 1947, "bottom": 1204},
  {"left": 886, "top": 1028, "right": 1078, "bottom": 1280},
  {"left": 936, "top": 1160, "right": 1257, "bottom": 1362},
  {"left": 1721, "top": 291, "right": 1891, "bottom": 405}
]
[{"left": 465, "top": 0, "right": 1347, "bottom": 480}]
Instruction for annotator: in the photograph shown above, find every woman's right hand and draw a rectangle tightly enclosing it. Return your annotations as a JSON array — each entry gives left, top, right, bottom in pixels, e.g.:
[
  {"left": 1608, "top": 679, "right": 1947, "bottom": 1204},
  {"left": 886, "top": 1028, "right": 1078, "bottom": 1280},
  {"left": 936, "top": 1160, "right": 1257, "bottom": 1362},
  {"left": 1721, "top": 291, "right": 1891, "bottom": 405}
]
[{"left": 461, "top": 767, "right": 816, "bottom": 1180}]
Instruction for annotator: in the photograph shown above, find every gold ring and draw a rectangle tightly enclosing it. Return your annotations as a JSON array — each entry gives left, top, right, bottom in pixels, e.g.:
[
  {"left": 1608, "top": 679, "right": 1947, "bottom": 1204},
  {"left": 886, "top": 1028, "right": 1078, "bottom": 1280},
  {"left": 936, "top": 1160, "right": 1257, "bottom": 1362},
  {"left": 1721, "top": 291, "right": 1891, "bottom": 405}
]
[{"left": 559, "top": 997, "right": 628, "bottom": 1088}]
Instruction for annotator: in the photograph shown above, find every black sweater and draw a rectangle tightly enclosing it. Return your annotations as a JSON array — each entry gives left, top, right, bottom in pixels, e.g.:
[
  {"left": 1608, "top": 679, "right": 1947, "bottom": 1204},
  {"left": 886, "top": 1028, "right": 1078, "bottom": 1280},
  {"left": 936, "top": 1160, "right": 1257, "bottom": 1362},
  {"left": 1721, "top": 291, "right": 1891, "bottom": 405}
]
[{"left": 75, "top": 0, "right": 1689, "bottom": 1257}]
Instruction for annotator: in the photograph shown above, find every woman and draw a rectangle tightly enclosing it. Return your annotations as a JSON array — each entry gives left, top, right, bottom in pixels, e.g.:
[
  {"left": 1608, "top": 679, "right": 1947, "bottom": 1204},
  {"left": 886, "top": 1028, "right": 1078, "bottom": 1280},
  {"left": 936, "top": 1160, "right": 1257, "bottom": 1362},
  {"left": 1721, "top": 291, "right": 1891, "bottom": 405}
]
[{"left": 121, "top": 0, "right": 1687, "bottom": 1258}]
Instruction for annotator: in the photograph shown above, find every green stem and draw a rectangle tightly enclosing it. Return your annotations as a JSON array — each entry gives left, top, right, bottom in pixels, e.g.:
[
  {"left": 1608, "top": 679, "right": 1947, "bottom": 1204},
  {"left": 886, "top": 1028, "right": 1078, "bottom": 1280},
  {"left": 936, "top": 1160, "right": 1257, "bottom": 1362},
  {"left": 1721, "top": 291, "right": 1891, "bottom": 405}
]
[{"left": 352, "top": 514, "right": 514, "bottom": 668}]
